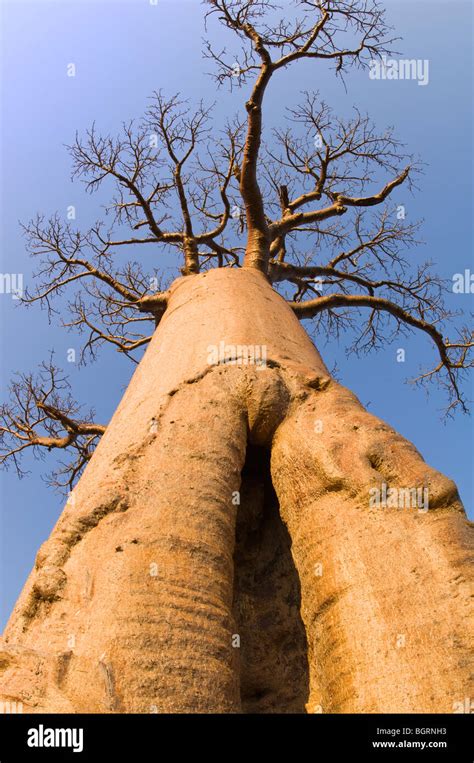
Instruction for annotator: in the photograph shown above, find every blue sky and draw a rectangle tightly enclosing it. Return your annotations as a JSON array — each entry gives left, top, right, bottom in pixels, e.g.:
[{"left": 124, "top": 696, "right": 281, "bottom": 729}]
[{"left": 0, "top": 0, "right": 472, "bottom": 630}]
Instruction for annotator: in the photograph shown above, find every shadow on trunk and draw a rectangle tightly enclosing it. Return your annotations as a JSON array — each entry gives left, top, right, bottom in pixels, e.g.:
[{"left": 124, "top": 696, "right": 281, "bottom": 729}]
[{"left": 233, "top": 443, "right": 309, "bottom": 713}]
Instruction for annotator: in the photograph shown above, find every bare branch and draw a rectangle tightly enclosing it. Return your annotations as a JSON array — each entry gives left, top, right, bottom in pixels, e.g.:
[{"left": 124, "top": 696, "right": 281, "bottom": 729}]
[
  {"left": 204, "top": 0, "right": 399, "bottom": 270},
  {"left": 289, "top": 293, "right": 473, "bottom": 413},
  {"left": 0, "top": 360, "right": 106, "bottom": 491}
]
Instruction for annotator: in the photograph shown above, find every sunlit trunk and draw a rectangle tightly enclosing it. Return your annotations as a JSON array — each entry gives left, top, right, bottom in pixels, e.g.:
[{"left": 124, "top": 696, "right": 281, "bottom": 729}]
[
  {"left": 271, "top": 382, "right": 473, "bottom": 713},
  {"left": 0, "top": 268, "right": 471, "bottom": 713}
]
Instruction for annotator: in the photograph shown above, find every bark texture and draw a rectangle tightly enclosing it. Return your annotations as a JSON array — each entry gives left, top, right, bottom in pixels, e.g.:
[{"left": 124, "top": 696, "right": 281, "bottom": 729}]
[
  {"left": 271, "top": 384, "right": 473, "bottom": 713},
  {"left": 0, "top": 268, "right": 472, "bottom": 713}
]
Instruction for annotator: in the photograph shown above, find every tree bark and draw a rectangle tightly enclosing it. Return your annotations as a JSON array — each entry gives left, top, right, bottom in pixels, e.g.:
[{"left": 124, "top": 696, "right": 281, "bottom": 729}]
[
  {"left": 271, "top": 382, "right": 473, "bottom": 713},
  {"left": 0, "top": 268, "right": 472, "bottom": 713}
]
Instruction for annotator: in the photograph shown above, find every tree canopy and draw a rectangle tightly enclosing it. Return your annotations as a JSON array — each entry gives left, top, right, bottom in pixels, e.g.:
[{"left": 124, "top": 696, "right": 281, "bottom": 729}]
[{"left": 1, "top": 0, "right": 472, "bottom": 490}]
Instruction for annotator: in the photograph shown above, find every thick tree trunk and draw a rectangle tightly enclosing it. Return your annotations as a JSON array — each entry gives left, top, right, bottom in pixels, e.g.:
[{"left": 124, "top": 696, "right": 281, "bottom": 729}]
[
  {"left": 0, "top": 268, "right": 472, "bottom": 713},
  {"left": 271, "top": 384, "right": 473, "bottom": 713}
]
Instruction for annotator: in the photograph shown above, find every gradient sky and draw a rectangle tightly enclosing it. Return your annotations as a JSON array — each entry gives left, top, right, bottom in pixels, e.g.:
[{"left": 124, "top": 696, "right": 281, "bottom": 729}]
[{"left": 0, "top": 0, "right": 473, "bottom": 630}]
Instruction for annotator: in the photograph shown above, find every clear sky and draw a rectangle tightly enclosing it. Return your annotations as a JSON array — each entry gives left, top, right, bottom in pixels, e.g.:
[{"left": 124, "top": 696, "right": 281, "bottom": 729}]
[{"left": 0, "top": 0, "right": 473, "bottom": 630}]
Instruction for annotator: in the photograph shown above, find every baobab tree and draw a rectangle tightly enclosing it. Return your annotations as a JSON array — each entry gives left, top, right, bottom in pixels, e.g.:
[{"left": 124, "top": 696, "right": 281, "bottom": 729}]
[{"left": 0, "top": 0, "right": 472, "bottom": 714}]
